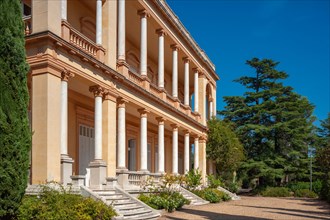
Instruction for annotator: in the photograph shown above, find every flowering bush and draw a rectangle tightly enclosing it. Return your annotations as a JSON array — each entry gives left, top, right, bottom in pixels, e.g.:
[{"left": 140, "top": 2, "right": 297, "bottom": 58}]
[{"left": 139, "top": 174, "right": 190, "bottom": 212}]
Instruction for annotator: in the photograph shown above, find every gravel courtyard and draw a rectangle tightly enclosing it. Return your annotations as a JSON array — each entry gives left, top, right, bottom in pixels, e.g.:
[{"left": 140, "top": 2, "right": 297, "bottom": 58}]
[{"left": 159, "top": 196, "right": 330, "bottom": 220}]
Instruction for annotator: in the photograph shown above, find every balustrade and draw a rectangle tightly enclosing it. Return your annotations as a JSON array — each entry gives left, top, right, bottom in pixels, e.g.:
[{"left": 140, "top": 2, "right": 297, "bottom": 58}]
[
  {"left": 23, "top": 15, "right": 31, "bottom": 35},
  {"left": 61, "top": 21, "right": 105, "bottom": 62}
]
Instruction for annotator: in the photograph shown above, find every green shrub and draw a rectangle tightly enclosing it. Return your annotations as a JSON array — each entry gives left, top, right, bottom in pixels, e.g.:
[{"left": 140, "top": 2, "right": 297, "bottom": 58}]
[
  {"left": 288, "top": 182, "right": 310, "bottom": 192},
  {"left": 191, "top": 188, "right": 230, "bottom": 203},
  {"left": 261, "top": 187, "right": 291, "bottom": 197},
  {"left": 207, "top": 175, "right": 222, "bottom": 188},
  {"left": 312, "top": 179, "right": 322, "bottom": 195},
  {"left": 294, "top": 189, "right": 318, "bottom": 198},
  {"left": 227, "top": 182, "right": 239, "bottom": 193},
  {"left": 138, "top": 192, "right": 189, "bottom": 212},
  {"left": 185, "top": 169, "right": 202, "bottom": 189},
  {"left": 17, "top": 184, "right": 116, "bottom": 220}
]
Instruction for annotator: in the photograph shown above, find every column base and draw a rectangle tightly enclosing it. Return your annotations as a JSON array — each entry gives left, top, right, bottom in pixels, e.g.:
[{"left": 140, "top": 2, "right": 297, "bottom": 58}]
[
  {"left": 89, "top": 160, "right": 107, "bottom": 189},
  {"left": 117, "top": 60, "right": 129, "bottom": 78},
  {"left": 71, "top": 175, "right": 86, "bottom": 187},
  {"left": 61, "top": 154, "right": 74, "bottom": 185},
  {"left": 105, "top": 177, "right": 118, "bottom": 189},
  {"left": 141, "top": 76, "right": 150, "bottom": 91},
  {"left": 117, "top": 172, "right": 129, "bottom": 188}
]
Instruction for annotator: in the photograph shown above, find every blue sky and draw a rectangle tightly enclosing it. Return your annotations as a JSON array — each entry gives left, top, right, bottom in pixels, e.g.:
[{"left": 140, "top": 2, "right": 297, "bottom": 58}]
[{"left": 167, "top": 0, "right": 330, "bottom": 125}]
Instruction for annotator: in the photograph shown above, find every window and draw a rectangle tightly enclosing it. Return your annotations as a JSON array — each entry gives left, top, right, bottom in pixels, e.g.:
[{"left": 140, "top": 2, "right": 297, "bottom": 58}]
[{"left": 128, "top": 139, "right": 136, "bottom": 171}]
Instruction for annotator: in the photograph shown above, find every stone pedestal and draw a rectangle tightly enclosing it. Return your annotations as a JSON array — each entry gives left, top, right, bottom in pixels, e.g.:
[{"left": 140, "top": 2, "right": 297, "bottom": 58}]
[
  {"left": 71, "top": 175, "right": 86, "bottom": 187},
  {"left": 106, "top": 177, "right": 118, "bottom": 189},
  {"left": 89, "top": 160, "right": 107, "bottom": 188},
  {"left": 117, "top": 169, "right": 129, "bottom": 188},
  {"left": 61, "top": 154, "right": 74, "bottom": 185},
  {"left": 117, "top": 60, "right": 129, "bottom": 78}
]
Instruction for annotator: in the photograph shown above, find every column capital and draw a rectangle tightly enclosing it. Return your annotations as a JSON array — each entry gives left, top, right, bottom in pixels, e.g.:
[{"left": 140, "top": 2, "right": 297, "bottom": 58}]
[
  {"left": 209, "top": 97, "right": 214, "bottom": 102},
  {"left": 170, "top": 44, "right": 180, "bottom": 51},
  {"left": 89, "top": 85, "right": 104, "bottom": 97},
  {"left": 156, "top": 116, "right": 166, "bottom": 124},
  {"left": 117, "top": 97, "right": 128, "bottom": 108},
  {"left": 192, "top": 67, "right": 201, "bottom": 73},
  {"left": 182, "top": 57, "right": 190, "bottom": 63},
  {"left": 199, "top": 135, "right": 207, "bottom": 142},
  {"left": 171, "top": 124, "right": 179, "bottom": 130},
  {"left": 156, "top": 28, "right": 166, "bottom": 36},
  {"left": 184, "top": 129, "right": 190, "bottom": 135},
  {"left": 138, "top": 108, "right": 149, "bottom": 117},
  {"left": 103, "top": 89, "right": 118, "bottom": 101},
  {"left": 192, "top": 134, "right": 200, "bottom": 140},
  {"left": 138, "top": 9, "right": 150, "bottom": 18},
  {"left": 198, "top": 71, "right": 206, "bottom": 78},
  {"left": 61, "top": 69, "right": 75, "bottom": 82}
]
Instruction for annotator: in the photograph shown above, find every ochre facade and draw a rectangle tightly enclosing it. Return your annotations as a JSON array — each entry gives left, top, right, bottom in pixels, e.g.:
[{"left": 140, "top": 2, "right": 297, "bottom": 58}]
[{"left": 23, "top": 0, "right": 219, "bottom": 187}]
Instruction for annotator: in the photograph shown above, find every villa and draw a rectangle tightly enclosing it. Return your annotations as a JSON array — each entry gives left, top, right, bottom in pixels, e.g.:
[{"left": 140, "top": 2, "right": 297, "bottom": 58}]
[{"left": 23, "top": 0, "right": 219, "bottom": 218}]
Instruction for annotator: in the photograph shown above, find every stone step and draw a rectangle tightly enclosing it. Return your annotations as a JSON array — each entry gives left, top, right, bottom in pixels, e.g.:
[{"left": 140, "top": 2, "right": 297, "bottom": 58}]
[
  {"left": 123, "top": 211, "right": 159, "bottom": 220},
  {"left": 117, "top": 206, "right": 145, "bottom": 215},
  {"left": 92, "top": 188, "right": 160, "bottom": 220},
  {"left": 120, "top": 208, "right": 151, "bottom": 216},
  {"left": 116, "top": 204, "right": 143, "bottom": 211},
  {"left": 94, "top": 192, "right": 117, "bottom": 196},
  {"left": 112, "top": 200, "right": 136, "bottom": 207}
]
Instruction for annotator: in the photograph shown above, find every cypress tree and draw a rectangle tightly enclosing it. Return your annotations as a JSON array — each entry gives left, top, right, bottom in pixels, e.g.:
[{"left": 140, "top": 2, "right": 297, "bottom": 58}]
[{"left": 0, "top": 0, "right": 31, "bottom": 218}]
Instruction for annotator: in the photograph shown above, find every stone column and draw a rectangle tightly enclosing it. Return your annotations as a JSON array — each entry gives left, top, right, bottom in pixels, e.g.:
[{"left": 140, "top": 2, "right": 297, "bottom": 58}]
[
  {"left": 171, "top": 44, "right": 179, "bottom": 98},
  {"left": 156, "top": 117, "right": 165, "bottom": 173},
  {"left": 209, "top": 98, "right": 213, "bottom": 119},
  {"left": 184, "top": 130, "right": 190, "bottom": 173},
  {"left": 60, "top": 69, "right": 74, "bottom": 185},
  {"left": 138, "top": 108, "right": 149, "bottom": 172},
  {"left": 193, "top": 68, "right": 199, "bottom": 112},
  {"left": 96, "top": 0, "right": 102, "bottom": 45},
  {"left": 61, "top": 0, "right": 67, "bottom": 20},
  {"left": 89, "top": 86, "right": 106, "bottom": 188},
  {"left": 117, "top": 98, "right": 127, "bottom": 170},
  {"left": 213, "top": 89, "right": 217, "bottom": 117},
  {"left": 199, "top": 136, "right": 207, "bottom": 183},
  {"left": 194, "top": 136, "right": 199, "bottom": 169},
  {"left": 138, "top": 10, "right": 149, "bottom": 76},
  {"left": 171, "top": 124, "right": 178, "bottom": 174},
  {"left": 183, "top": 57, "right": 190, "bottom": 106},
  {"left": 156, "top": 29, "right": 165, "bottom": 89},
  {"left": 118, "top": 0, "right": 125, "bottom": 61}
]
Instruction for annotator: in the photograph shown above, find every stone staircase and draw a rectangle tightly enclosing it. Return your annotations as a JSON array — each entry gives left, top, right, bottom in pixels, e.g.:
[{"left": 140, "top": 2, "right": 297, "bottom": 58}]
[
  {"left": 176, "top": 185, "right": 209, "bottom": 206},
  {"left": 89, "top": 187, "right": 160, "bottom": 220},
  {"left": 217, "top": 186, "right": 241, "bottom": 200}
]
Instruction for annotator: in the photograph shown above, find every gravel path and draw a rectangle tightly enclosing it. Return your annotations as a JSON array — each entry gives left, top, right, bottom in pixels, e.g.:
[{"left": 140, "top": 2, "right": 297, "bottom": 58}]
[{"left": 158, "top": 196, "right": 330, "bottom": 220}]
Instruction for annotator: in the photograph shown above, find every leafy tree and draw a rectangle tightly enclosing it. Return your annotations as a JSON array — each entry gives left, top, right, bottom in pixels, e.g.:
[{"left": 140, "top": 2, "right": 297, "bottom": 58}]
[
  {"left": 0, "top": 0, "right": 31, "bottom": 218},
  {"left": 315, "top": 114, "right": 330, "bottom": 202},
  {"left": 220, "top": 58, "right": 315, "bottom": 187},
  {"left": 206, "top": 118, "right": 245, "bottom": 182}
]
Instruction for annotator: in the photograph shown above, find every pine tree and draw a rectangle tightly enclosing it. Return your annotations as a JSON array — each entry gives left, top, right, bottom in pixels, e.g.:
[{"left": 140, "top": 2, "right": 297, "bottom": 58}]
[
  {"left": 220, "top": 58, "right": 315, "bottom": 187},
  {"left": 0, "top": 0, "right": 31, "bottom": 218},
  {"left": 315, "top": 114, "right": 330, "bottom": 202}
]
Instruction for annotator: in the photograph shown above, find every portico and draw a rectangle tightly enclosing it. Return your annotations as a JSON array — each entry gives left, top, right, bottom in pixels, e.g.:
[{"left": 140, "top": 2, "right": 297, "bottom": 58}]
[{"left": 25, "top": 0, "right": 218, "bottom": 188}]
